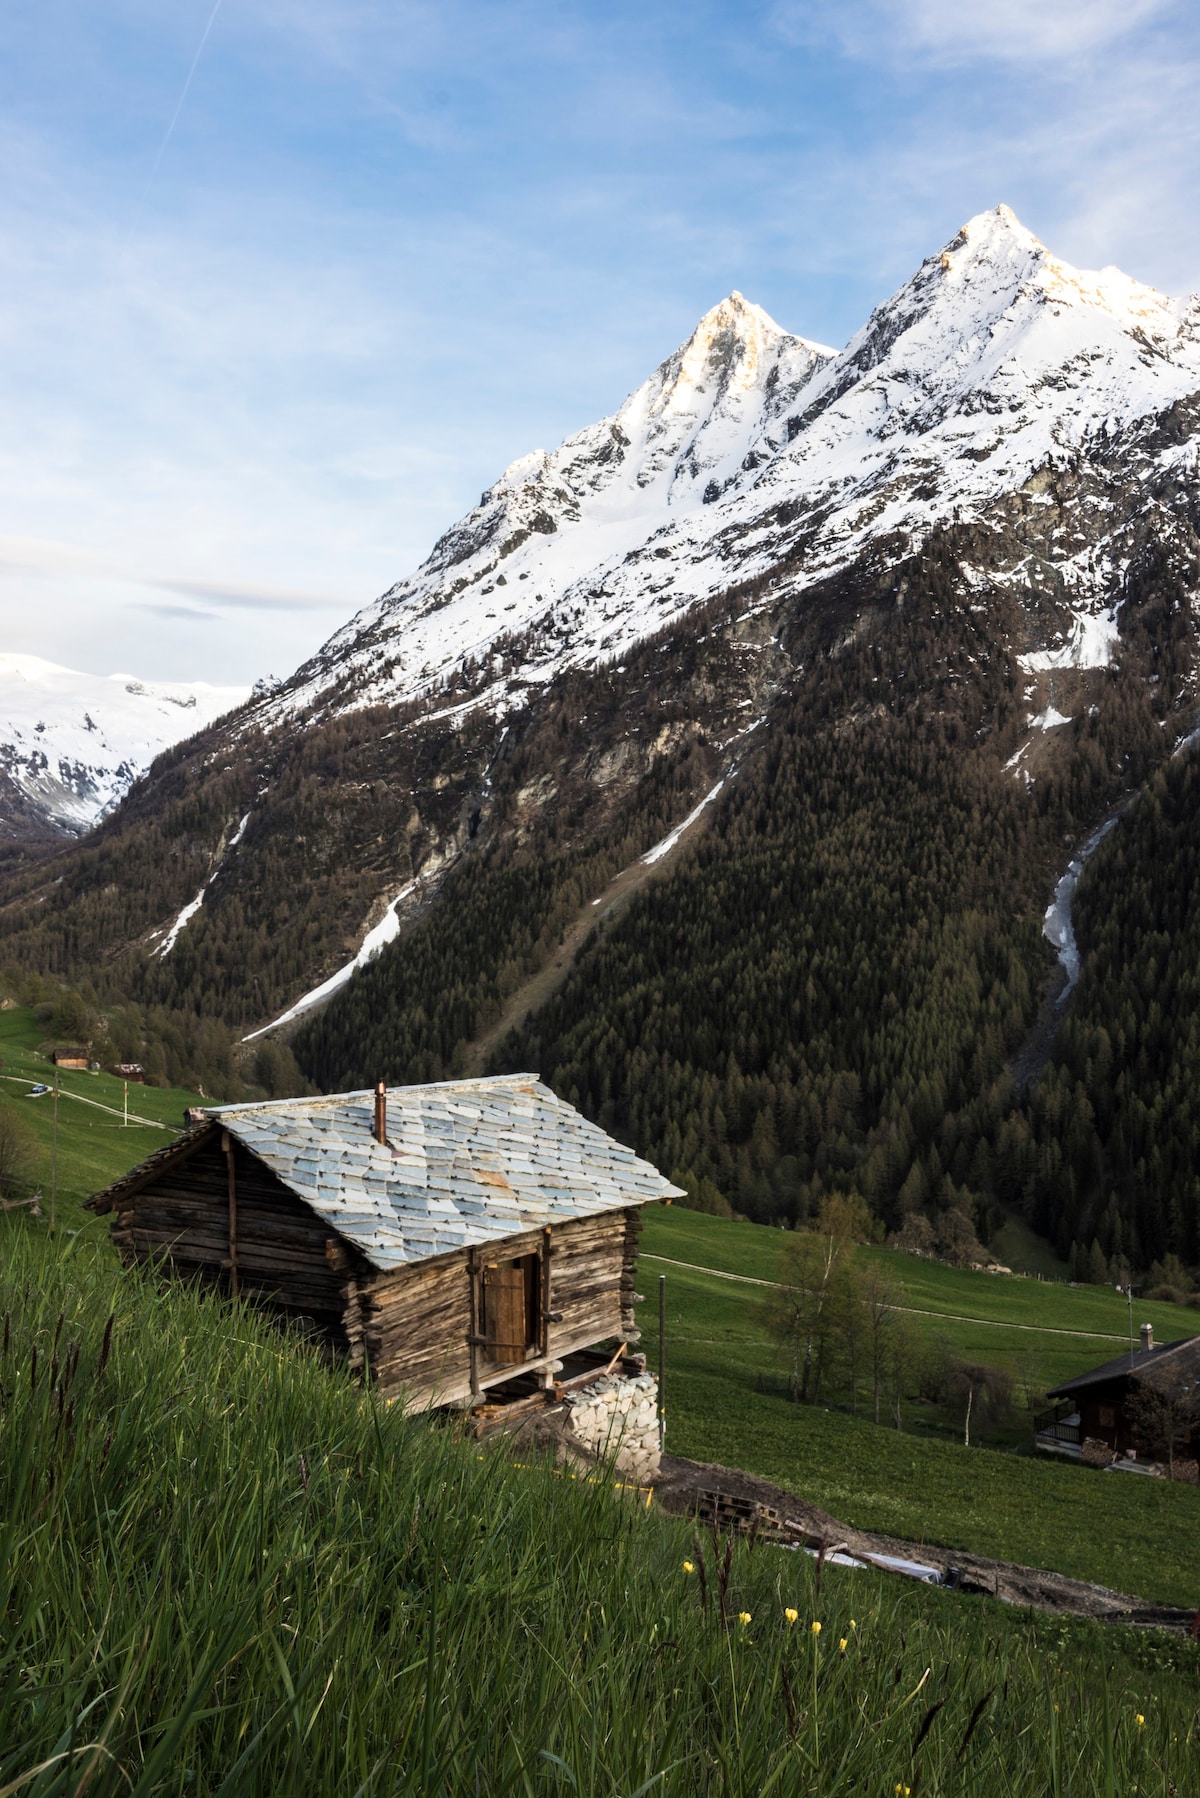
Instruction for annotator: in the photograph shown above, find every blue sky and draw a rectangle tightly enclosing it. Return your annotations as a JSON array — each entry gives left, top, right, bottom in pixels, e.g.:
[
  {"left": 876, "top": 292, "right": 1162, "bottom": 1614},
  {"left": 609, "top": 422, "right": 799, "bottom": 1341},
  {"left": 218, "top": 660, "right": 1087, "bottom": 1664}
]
[{"left": 1, "top": 0, "right": 1198, "bottom": 683}]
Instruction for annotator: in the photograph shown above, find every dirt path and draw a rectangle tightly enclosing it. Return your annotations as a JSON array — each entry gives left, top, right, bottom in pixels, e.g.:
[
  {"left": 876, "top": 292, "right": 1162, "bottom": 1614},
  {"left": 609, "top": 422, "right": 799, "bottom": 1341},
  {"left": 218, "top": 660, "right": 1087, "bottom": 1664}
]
[
  {"left": 463, "top": 787, "right": 724, "bottom": 1076},
  {"left": 642, "top": 1252, "right": 1128, "bottom": 1343},
  {"left": 653, "top": 1453, "right": 1196, "bottom": 1630}
]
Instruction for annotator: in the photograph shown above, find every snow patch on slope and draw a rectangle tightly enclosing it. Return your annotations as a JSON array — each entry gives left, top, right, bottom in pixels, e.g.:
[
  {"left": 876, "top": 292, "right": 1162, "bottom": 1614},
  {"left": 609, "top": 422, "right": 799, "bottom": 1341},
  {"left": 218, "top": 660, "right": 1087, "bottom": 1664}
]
[
  {"left": 1043, "top": 814, "right": 1123, "bottom": 999},
  {"left": 242, "top": 876, "right": 422, "bottom": 1040},
  {"left": 1020, "top": 609, "right": 1121, "bottom": 673},
  {"left": 642, "top": 779, "right": 726, "bottom": 865},
  {"left": 157, "top": 814, "right": 250, "bottom": 956}
]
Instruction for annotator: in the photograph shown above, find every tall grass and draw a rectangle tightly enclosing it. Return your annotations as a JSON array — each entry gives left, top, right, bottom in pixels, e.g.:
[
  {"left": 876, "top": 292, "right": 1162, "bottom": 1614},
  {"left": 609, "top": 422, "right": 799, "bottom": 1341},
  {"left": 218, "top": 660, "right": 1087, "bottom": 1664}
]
[{"left": 2, "top": 1223, "right": 1196, "bottom": 1794}]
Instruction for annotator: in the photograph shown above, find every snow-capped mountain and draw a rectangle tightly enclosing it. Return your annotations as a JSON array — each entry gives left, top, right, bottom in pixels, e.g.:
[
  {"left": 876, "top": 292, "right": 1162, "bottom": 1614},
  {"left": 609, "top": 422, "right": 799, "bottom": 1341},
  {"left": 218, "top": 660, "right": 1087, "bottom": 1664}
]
[
  {"left": 0, "top": 655, "right": 249, "bottom": 838},
  {"left": 269, "top": 205, "right": 1200, "bottom": 727},
  {"left": 7, "top": 205, "right": 1200, "bottom": 1068}
]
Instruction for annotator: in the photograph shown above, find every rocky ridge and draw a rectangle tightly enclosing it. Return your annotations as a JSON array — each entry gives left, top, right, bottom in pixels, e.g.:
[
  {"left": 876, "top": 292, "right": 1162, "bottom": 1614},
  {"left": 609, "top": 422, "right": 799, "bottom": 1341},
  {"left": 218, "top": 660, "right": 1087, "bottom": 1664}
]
[{"left": 260, "top": 204, "right": 1200, "bottom": 733}]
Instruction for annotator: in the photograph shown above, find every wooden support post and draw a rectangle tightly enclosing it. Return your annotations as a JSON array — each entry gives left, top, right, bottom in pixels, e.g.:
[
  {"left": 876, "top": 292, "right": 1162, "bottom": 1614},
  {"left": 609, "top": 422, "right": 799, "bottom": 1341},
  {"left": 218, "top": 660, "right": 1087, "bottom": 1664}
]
[
  {"left": 658, "top": 1273, "right": 666, "bottom": 1450},
  {"left": 540, "top": 1226, "right": 552, "bottom": 1356},
  {"left": 467, "top": 1247, "right": 481, "bottom": 1400},
  {"left": 221, "top": 1130, "right": 239, "bottom": 1298}
]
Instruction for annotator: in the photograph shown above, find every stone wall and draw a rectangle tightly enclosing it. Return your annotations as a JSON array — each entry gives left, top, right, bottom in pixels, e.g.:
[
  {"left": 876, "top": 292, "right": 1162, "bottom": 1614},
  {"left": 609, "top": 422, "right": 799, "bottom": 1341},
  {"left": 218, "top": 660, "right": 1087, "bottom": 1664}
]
[{"left": 563, "top": 1371, "right": 660, "bottom": 1484}]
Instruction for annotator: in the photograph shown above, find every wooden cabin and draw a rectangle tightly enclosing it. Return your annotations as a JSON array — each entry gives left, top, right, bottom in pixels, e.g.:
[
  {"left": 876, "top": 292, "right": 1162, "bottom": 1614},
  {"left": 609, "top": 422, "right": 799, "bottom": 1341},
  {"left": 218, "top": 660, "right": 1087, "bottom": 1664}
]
[
  {"left": 87, "top": 1075, "right": 682, "bottom": 1411},
  {"left": 51, "top": 1047, "right": 89, "bottom": 1069},
  {"left": 1036, "top": 1327, "right": 1200, "bottom": 1462}
]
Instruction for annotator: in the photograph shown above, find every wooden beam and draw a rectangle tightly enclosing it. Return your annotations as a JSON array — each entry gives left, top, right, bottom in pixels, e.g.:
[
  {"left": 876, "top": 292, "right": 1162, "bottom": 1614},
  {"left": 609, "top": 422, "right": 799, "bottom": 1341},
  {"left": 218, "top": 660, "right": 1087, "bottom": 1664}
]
[
  {"left": 540, "top": 1225, "right": 552, "bottom": 1357},
  {"left": 467, "top": 1246, "right": 480, "bottom": 1400}
]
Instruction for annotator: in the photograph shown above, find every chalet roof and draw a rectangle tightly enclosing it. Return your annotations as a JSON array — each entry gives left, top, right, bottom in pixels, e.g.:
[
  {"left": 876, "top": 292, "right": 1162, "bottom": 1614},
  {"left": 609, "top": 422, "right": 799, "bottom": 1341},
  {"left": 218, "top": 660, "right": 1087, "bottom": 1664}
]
[
  {"left": 193, "top": 1075, "right": 682, "bottom": 1272},
  {"left": 1048, "top": 1334, "right": 1200, "bottom": 1399}
]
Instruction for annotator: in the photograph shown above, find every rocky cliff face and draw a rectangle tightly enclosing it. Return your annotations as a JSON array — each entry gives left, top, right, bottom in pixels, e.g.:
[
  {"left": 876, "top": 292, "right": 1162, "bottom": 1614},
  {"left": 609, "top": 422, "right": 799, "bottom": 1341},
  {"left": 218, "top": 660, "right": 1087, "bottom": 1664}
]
[{"left": 3, "top": 207, "right": 1198, "bottom": 1058}]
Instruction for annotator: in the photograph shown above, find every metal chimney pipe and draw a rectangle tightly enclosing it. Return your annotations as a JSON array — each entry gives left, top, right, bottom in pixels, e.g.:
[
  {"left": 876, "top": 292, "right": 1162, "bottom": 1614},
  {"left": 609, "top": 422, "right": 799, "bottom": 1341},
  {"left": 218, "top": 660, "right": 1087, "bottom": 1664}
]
[
  {"left": 373, "top": 1081, "right": 387, "bottom": 1145},
  {"left": 1140, "top": 1323, "right": 1153, "bottom": 1353}
]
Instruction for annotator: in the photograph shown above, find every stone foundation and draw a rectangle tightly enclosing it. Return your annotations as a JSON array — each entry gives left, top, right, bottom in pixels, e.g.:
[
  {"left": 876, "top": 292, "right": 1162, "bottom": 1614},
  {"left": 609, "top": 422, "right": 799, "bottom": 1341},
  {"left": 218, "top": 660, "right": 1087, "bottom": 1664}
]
[{"left": 563, "top": 1371, "right": 661, "bottom": 1484}]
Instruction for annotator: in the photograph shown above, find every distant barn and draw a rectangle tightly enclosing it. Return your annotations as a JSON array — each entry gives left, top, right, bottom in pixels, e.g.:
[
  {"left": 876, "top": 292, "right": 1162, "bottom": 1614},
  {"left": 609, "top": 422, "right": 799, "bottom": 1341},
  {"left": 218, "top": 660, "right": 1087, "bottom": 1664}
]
[
  {"left": 1036, "top": 1326, "right": 1200, "bottom": 1468},
  {"left": 87, "top": 1076, "right": 681, "bottom": 1411},
  {"left": 51, "top": 1047, "right": 89, "bottom": 1069}
]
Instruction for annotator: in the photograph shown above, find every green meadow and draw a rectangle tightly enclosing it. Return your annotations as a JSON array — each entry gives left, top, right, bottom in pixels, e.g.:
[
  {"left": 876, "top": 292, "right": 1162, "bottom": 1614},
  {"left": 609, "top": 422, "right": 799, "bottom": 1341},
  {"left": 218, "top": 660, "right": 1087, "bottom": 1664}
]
[
  {"left": 0, "top": 1006, "right": 198, "bottom": 1226},
  {"left": 2, "top": 1005, "right": 1199, "bottom": 1789},
  {"left": 3, "top": 1219, "right": 1199, "bottom": 1795},
  {"left": 639, "top": 1207, "right": 1200, "bottom": 1607}
]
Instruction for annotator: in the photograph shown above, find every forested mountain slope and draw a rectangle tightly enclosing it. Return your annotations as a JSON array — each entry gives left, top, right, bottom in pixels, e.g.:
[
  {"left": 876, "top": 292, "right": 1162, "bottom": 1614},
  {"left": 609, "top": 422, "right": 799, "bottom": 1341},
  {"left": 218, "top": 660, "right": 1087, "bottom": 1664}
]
[
  {"left": 3, "top": 207, "right": 1200, "bottom": 1264},
  {"left": 1018, "top": 745, "right": 1200, "bottom": 1269},
  {"left": 295, "top": 519, "right": 1189, "bottom": 1241}
]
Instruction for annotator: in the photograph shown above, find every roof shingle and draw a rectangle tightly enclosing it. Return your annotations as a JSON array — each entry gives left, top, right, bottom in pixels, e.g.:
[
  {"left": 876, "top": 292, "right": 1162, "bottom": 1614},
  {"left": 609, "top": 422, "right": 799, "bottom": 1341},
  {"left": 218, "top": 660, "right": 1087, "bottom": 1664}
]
[{"left": 202, "top": 1074, "right": 683, "bottom": 1271}]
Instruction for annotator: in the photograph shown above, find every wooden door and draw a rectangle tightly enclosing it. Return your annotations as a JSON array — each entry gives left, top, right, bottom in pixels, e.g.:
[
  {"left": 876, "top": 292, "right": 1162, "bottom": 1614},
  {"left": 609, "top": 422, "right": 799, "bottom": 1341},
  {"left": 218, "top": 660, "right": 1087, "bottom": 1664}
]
[{"left": 483, "top": 1262, "right": 528, "bottom": 1366}]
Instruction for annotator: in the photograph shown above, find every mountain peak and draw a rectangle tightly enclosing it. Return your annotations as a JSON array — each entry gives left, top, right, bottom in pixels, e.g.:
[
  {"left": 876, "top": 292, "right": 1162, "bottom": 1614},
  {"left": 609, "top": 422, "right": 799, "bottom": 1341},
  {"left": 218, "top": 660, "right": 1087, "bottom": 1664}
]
[
  {"left": 934, "top": 203, "right": 1044, "bottom": 290},
  {"left": 674, "top": 291, "right": 783, "bottom": 376},
  {"left": 957, "top": 202, "right": 1041, "bottom": 249},
  {"left": 937, "top": 204, "right": 1177, "bottom": 334},
  {"left": 275, "top": 208, "right": 1200, "bottom": 733}
]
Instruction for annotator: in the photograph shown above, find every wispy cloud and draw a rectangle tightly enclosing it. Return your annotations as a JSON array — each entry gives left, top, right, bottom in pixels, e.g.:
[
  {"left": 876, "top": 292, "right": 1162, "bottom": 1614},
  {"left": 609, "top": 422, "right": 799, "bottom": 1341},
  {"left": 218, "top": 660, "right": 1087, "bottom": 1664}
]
[
  {"left": 154, "top": 577, "right": 348, "bottom": 612},
  {"left": 138, "top": 601, "right": 221, "bottom": 621},
  {"left": 777, "top": 0, "right": 1178, "bottom": 65},
  {"left": 766, "top": 0, "right": 1200, "bottom": 297}
]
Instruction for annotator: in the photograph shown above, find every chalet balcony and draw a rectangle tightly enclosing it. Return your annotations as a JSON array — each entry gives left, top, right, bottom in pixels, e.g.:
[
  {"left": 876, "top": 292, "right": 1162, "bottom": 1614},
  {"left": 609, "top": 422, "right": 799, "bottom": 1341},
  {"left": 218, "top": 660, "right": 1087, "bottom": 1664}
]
[{"left": 1033, "top": 1406, "right": 1082, "bottom": 1457}]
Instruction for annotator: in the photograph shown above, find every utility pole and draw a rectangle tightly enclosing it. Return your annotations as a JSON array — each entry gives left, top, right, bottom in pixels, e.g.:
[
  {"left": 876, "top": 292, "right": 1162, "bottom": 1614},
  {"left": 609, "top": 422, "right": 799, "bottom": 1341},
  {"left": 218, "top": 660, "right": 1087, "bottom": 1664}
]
[
  {"left": 49, "top": 1064, "right": 59, "bottom": 1237},
  {"left": 123, "top": 1080, "right": 128, "bottom": 1129},
  {"left": 658, "top": 1274, "right": 666, "bottom": 1451}
]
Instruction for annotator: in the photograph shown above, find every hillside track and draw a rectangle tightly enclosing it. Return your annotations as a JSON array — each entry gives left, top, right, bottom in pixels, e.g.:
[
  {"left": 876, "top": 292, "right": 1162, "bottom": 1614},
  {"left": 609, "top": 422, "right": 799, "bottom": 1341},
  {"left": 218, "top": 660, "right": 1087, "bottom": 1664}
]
[{"left": 643, "top": 1252, "right": 1129, "bottom": 1343}]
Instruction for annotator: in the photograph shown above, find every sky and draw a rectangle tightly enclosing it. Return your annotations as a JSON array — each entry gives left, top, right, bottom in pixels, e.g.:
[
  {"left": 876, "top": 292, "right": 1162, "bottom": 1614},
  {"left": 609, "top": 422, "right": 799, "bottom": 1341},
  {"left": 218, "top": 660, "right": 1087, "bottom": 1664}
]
[{"left": 0, "top": 0, "right": 1198, "bottom": 685}]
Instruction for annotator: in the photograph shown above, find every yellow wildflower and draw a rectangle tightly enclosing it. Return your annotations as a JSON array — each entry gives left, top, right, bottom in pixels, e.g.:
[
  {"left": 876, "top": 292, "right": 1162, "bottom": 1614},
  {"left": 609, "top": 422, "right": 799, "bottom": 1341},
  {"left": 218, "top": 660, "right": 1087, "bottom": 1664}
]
[
  {"left": 738, "top": 1611, "right": 752, "bottom": 1626},
  {"left": 839, "top": 1637, "right": 848, "bottom": 1653},
  {"left": 810, "top": 1620, "right": 821, "bottom": 1636},
  {"left": 850, "top": 1618, "right": 857, "bottom": 1629},
  {"left": 1136, "top": 1714, "right": 1146, "bottom": 1728},
  {"left": 784, "top": 1607, "right": 798, "bottom": 1625},
  {"left": 682, "top": 1560, "right": 694, "bottom": 1573}
]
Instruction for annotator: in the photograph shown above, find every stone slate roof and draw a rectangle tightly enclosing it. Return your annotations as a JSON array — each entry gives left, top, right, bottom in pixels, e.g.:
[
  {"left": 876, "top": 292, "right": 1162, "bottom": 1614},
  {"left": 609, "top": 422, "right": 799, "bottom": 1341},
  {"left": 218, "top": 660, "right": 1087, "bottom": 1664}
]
[
  {"left": 1048, "top": 1335, "right": 1200, "bottom": 1398},
  {"left": 200, "top": 1075, "right": 684, "bottom": 1272}
]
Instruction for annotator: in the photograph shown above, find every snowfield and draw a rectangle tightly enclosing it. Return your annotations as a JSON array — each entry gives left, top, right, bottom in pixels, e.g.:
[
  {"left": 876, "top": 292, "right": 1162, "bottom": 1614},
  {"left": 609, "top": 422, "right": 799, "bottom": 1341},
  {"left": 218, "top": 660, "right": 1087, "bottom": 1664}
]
[{"left": 0, "top": 655, "right": 249, "bottom": 835}]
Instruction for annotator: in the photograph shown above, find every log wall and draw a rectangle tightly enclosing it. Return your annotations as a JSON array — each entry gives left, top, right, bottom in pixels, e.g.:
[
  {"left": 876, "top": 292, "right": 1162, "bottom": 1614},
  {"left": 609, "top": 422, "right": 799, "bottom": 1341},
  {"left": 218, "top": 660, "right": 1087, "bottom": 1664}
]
[
  {"left": 105, "top": 1132, "right": 649, "bottom": 1409},
  {"left": 362, "top": 1209, "right": 640, "bottom": 1409},
  {"left": 108, "top": 1131, "right": 358, "bottom": 1341}
]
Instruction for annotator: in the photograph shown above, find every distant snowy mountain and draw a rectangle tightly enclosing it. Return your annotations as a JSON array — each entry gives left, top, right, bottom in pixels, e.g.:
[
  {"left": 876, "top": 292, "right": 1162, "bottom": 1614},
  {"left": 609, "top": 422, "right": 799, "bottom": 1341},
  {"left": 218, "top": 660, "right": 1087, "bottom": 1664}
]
[
  {"left": 268, "top": 205, "right": 1200, "bottom": 727},
  {"left": 0, "top": 655, "right": 249, "bottom": 838}
]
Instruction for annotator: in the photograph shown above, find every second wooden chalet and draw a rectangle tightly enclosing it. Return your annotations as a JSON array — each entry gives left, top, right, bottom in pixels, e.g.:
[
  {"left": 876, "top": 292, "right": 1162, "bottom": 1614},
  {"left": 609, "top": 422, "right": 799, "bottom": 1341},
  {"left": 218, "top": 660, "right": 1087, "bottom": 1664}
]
[
  {"left": 87, "top": 1075, "right": 682, "bottom": 1411},
  {"left": 1035, "top": 1325, "right": 1200, "bottom": 1466}
]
